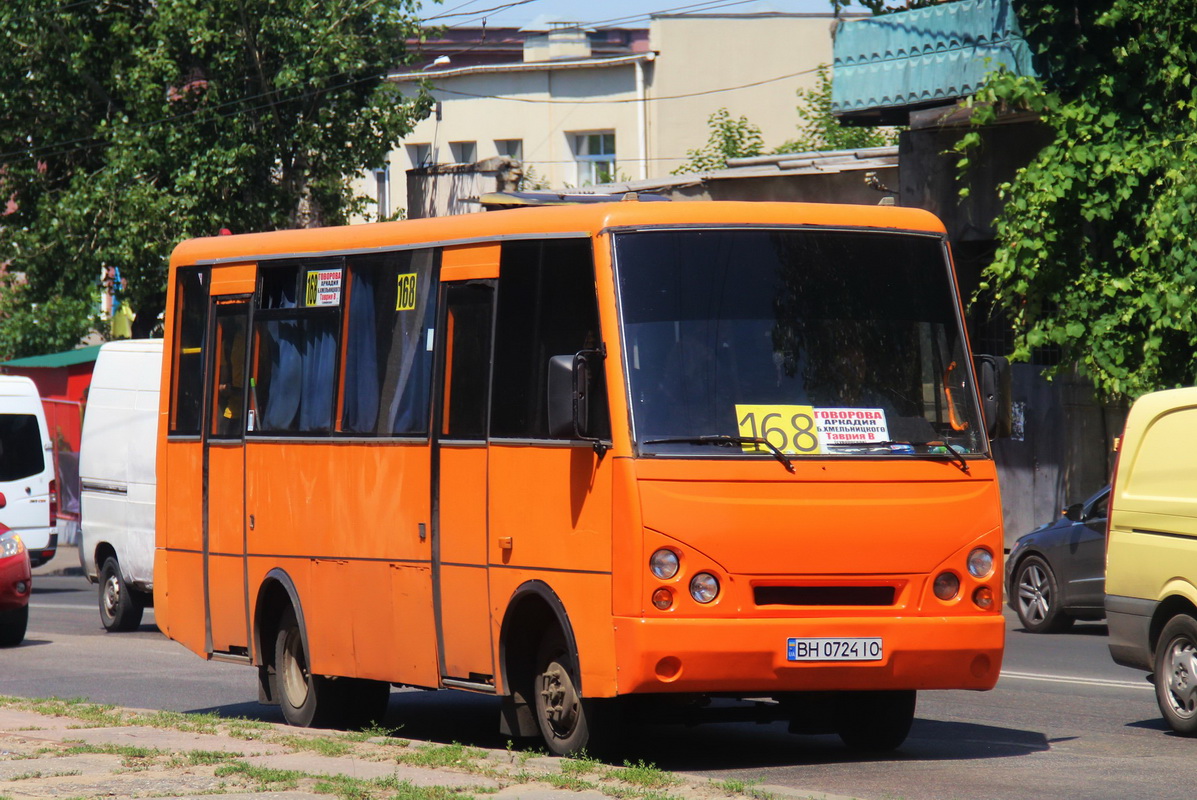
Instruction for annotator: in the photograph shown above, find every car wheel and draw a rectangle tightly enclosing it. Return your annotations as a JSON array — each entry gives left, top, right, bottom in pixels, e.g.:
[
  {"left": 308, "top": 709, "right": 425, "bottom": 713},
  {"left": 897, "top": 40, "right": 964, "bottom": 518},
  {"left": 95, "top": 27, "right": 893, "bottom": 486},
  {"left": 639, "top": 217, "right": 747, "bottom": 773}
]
[
  {"left": 0, "top": 605, "right": 27, "bottom": 647},
  {"left": 1155, "top": 615, "right": 1197, "bottom": 735},
  {"left": 837, "top": 690, "right": 916, "bottom": 751},
  {"left": 1014, "top": 555, "right": 1074, "bottom": 633},
  {"left": 99, "top": 557, "right": 144, "bottom": 632}
]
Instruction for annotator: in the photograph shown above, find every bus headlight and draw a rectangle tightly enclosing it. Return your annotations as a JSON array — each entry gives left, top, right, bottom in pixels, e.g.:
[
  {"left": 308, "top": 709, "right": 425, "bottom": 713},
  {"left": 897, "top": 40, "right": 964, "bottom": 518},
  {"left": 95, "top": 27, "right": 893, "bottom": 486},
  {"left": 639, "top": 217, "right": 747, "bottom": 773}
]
[
  {"left": 650, "top": 549, "right": 679, "bottom": 580},
  {"left": 690, "top": 573, "right": 719, "bottom": 604},
  {"left": 933, "top": 571, "right": 960, "bottom": 601},
  {"left": 967, "top": 548, "right": 994, "bottom": 578}
]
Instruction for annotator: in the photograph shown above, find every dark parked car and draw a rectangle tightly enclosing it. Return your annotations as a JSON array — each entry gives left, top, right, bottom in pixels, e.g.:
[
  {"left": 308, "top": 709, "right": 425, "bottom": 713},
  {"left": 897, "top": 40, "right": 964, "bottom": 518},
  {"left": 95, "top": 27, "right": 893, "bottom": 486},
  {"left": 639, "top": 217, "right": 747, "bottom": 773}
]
[
  {"left": 1005, "top": 485, "right": 1109, "bottom": 633},
  {"left": 0, "top": 522, "right": 31, "bottom": 646}
]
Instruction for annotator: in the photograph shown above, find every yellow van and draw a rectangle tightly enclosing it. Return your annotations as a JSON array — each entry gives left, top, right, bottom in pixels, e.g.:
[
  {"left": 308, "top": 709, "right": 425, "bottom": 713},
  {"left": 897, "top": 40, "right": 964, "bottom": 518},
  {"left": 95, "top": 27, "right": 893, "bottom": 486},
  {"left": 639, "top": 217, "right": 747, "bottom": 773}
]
[{"left": 1106, "top": 386, "right": 1197, "bottom": 734}]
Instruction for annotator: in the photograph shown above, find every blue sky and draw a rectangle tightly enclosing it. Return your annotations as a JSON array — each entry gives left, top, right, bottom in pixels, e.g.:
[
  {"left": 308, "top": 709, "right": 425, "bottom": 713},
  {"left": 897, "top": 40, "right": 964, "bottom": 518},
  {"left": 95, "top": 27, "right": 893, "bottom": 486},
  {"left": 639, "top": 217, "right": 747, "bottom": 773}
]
[{"left": 422, "top": 0, "right": 838, "bottom": 29}]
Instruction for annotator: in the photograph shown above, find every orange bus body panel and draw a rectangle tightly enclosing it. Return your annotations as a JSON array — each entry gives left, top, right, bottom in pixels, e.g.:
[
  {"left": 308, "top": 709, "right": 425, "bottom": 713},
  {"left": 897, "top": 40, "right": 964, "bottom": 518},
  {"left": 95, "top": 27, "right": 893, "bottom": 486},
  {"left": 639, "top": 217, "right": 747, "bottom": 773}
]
[
  {"left": 487, "top": 443, "right": 618, "bottom": 693},
  {"left": 441, "top": 242, "right": 501, "bottom": 281},
  {"left": 240, "top": 440, "right": 436, "bottom": 681},
  {"left": 209, "top": 262, "right": 257, "bottom": 296},
  {"left": 438, "top": 445, "right": 493, "bottom": 679}
]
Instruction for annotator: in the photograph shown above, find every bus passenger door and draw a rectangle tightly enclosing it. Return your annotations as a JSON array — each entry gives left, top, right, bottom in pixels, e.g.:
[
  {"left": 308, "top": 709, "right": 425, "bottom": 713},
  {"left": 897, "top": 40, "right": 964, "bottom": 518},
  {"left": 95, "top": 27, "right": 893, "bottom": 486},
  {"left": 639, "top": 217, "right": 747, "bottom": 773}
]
[
  {"left": 433, "top": 282, "right": 495, "bottom": 686},
  {"left": 204, "top": 296, "right": 252, "bottom": 656}
]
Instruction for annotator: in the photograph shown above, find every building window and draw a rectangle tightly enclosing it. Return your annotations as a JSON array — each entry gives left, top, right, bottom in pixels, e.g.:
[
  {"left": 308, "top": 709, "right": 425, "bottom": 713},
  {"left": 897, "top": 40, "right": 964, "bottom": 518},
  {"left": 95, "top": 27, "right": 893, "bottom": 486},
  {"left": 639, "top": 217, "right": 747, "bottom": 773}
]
[
  {"left": 407, "top": 143, "right": 432, "bottom": 167},
  {"left": 573, "top": 132, "right": 616, "bottom": 185},
  {"left": 373, "top": 167, "right": 389, "bottom": 221},
  {"left": 449, "top": 141, "right": 477, "bottom": 164},
  {"left": 495, "top": 139, "right": 523, "bottom": 161}
]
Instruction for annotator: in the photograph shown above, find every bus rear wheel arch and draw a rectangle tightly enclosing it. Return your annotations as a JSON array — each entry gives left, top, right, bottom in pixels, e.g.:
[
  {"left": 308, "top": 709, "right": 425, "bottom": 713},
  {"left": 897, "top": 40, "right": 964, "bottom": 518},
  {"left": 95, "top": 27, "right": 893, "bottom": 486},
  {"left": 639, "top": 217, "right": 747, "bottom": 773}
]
[{"left": 269, "top": 604, "right": 390, "bottom": 730}]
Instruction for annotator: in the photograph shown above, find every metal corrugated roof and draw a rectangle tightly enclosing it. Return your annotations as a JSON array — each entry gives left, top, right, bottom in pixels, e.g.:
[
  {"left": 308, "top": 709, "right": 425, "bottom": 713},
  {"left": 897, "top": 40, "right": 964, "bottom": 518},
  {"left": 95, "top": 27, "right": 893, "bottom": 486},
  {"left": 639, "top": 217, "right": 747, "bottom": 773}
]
[
  {"left": 831, "top": 0, "right": 1036, "bottom": 123},
  {"left": 0, "top": 344, "right": 103, "bottom": 369}
]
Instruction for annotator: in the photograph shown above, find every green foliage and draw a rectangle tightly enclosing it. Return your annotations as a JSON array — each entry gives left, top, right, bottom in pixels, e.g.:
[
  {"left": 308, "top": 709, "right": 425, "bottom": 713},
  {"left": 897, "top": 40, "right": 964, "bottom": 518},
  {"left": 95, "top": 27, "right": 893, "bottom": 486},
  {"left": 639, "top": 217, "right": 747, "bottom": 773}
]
[
  {"left": 775, "top": 64, "right": 899, "bottom": 154},
  {"left": 830, "top": 0, "right": 946, "bottom": 14},
  {"left": 672, "top": 108, "right": 766, "bottom": 174},
  {"left": 0, "top": 279, "right": 97, "bottom": 359},
  {"left": 960, "top": 0, "right": 1197, "bottom": 398},
  {"left": 0, "top": 0, "right": 432, "bottom": 353}
]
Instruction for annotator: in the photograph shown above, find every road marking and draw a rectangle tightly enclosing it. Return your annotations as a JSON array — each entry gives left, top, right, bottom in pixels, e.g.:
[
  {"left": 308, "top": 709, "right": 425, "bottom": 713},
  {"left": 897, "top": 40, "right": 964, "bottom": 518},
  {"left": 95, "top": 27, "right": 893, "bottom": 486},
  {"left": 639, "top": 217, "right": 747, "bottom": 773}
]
[
  {"left": 29, "top": 602, "right": 155, "bottom": 615},
  {"left": 1000, "top": 669, "right": 1152, "bottom": 691}
]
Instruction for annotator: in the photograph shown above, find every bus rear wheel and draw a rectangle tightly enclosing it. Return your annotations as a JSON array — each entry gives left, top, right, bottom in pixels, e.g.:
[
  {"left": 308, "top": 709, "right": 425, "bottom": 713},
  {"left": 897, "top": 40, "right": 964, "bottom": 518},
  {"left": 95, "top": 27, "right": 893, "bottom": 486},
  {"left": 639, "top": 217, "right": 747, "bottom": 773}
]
[
  {"left": 273, "top": 607, "right": 389, "bottom": 729},
  {"left": 836, "top": 690, "right": 916, "bottom": 752}
]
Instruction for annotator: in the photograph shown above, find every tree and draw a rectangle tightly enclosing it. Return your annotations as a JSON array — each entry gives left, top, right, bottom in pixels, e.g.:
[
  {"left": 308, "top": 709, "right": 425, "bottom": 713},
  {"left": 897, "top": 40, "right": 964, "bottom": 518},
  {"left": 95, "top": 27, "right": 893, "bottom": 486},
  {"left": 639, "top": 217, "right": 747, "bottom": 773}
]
[
  {"left": 672, "top": 108, "right": 766, "bottom": 174},
  {"left": 775, "top": 64, "right": 898, "bottom": 155},
  {"left": 959, "top": 0, "right": 1197, "bottom": 399},
  {"left": 0, "top": 0, "right": 432, "bottom": 355}
]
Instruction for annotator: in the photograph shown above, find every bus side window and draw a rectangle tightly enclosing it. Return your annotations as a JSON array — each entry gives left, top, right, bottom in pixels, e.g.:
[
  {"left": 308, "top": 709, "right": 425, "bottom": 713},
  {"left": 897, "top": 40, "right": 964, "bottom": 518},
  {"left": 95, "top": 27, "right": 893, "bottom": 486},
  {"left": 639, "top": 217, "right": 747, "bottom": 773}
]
[
  {"left": 491, "top": 239, "right": 609, "bottom": 440},
  {"left": 340, "top": 248, "right": 439, "bottom": 436},
  {"left": 170, "top": 267, "right": 208, "bottom": 436},
  {"left": 251, "top": 261, "right": 341, "bottom": 435}
]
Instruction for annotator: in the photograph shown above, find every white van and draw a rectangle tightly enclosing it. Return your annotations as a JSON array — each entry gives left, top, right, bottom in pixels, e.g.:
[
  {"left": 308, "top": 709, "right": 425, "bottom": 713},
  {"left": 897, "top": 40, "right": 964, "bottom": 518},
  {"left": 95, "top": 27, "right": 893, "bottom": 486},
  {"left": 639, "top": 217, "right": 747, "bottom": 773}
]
[
  {"left": 0, "top": 375, "right": 57, "bottom": 567},
  {"left": 79, "top": 339, "right": 162, "bottom": 631}
]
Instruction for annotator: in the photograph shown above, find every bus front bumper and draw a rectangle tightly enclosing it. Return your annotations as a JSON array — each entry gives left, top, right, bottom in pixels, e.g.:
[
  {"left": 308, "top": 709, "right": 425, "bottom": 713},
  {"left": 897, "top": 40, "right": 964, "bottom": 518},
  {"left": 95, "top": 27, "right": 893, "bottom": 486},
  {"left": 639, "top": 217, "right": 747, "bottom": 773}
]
[{"left": 612, "top": 614, "right": 1004, "bottom": 695}]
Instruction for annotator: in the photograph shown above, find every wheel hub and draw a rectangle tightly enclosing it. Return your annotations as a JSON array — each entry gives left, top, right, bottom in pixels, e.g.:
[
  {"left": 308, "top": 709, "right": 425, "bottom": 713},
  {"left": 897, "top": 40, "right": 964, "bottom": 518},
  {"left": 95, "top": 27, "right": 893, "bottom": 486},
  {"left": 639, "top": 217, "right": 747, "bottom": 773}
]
[
  {"left": 1166, "top": 640, "right": 1197, "bottom": 717},
  {"left": 280, "top": 632, "right": 310, "bottom": 707},
  {"left": 540, "top": 662, "right": 579, "bottom": 735},
  {"left": 103, "top": 576, "right": 121, "bottom": 615}
]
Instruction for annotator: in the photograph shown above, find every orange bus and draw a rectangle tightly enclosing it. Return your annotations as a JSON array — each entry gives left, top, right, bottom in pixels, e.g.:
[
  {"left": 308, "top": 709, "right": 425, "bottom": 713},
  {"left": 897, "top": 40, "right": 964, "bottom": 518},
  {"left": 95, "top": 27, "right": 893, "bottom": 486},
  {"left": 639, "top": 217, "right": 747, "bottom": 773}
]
[{"left": 154, "top": 199, "right": 1007, "bottom": 755}]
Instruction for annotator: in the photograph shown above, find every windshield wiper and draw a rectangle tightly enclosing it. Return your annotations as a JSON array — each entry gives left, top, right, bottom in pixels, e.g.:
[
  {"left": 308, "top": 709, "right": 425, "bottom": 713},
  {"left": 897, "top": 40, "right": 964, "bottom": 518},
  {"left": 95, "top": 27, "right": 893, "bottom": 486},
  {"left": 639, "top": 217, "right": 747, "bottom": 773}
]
[
  {"left": 825, "top": 439, "right": 970, "bottom": 474},
  {"left": 644, "top": 435, "right": 796, "bottom": 474}
]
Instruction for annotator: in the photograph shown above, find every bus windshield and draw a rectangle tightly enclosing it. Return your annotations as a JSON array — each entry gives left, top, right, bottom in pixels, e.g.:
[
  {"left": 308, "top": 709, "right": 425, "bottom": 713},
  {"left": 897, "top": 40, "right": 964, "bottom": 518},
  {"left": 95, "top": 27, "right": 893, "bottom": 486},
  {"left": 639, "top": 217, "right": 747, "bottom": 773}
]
[{"left": 613, "top": 228, "right": 986, "bottom": 458}]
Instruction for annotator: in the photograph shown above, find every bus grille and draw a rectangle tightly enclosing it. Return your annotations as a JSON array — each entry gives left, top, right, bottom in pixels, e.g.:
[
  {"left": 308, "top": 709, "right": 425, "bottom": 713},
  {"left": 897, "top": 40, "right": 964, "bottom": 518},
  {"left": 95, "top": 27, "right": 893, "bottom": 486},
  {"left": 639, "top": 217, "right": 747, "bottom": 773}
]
[{"left": 753, "top": 586, "right": 896, "bottom": 606}]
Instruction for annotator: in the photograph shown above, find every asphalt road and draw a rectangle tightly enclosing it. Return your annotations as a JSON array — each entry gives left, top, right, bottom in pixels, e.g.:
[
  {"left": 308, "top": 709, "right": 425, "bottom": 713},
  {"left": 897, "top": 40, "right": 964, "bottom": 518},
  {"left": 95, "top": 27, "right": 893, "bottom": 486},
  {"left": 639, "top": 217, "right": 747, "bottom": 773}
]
[{"left": 10, "top": 570, "right": 1194, "bottom": 800}]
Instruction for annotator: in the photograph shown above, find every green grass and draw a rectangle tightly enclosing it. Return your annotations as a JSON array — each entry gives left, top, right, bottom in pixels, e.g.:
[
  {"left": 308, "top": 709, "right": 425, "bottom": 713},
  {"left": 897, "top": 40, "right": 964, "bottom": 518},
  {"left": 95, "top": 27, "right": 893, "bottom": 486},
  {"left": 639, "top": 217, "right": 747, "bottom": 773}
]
[
  {"left": 608, "top": 760, "right": 679, "bottom": 789},
  {"left": 6, "top": 769, "right": 83, "bottom": 781},
  {"left": 276, "top": 733, "right": 355, "bottom": 757},
  {"left": 396, "top": 742, "right": 486, "bottom": 769},
  {"left": 0, "top": 696, "right": 124, "bottom": 728},
  {"left": 213, "top": 760, "right": 303, "bottom": 791}
]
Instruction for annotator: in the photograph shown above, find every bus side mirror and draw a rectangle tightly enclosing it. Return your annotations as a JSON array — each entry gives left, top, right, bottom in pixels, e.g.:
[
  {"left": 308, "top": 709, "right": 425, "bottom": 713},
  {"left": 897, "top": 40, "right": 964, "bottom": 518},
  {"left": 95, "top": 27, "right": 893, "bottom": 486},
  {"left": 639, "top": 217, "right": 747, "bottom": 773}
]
[
  {"left": 548, "top": 354, "right": 587, "bottom": 438},
  {"left": 975, "top": 354, "right": 1011, "bottom": 439}
]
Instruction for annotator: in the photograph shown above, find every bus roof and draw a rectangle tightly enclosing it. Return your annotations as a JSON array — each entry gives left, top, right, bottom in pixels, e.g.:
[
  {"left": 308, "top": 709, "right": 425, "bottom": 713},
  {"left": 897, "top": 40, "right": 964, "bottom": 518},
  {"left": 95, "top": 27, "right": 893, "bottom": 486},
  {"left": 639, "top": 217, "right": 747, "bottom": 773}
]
[{"left": 169, "top": 200, "right": 947, "bottom": 270}]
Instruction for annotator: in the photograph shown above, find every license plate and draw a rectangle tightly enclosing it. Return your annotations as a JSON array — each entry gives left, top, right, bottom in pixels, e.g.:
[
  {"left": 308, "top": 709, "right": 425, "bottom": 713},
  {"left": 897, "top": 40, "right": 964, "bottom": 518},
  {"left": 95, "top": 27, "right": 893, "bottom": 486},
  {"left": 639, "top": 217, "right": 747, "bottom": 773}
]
[{"left": 787, "top": 637, "right": 883, "bottom": 661}]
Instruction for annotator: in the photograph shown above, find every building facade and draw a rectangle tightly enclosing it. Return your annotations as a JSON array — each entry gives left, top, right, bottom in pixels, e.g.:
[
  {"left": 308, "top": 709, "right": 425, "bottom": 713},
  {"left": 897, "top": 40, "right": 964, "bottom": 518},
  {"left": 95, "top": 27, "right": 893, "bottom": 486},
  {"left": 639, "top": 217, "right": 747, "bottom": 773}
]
[{"left": 358, "top": 14, "right": 846, "bottom": 219}]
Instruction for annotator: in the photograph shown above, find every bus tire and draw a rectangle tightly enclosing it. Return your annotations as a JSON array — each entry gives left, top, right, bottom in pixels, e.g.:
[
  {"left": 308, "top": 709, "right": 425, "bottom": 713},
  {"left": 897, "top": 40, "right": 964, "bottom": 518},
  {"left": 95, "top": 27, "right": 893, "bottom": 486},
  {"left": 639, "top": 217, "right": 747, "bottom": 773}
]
[
  {"left": 533, "top": 630, "right": 608, "bottom": 756},
  {"left": 0, "top": 605, "right": 27, "bottom": 647},
  {"left": 274, "top": 607, "right": 337, "bottom": 728},
  {"left": 99, "top": 557, "right": 144, "bottom": 632},
  {"left": 836, "top": 690, "right": 916, "bottom": 752},
  {"left": 1154, "top": 614, "right": 1197, "bottom": 735}
]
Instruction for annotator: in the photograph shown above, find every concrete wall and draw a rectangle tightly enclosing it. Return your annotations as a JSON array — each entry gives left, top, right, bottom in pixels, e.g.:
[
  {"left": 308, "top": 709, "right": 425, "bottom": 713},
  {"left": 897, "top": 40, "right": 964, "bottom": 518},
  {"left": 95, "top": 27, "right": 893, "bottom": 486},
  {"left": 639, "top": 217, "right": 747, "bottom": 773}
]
[{"left": 647, "top": 14, "right": 839, "bottom": 174}]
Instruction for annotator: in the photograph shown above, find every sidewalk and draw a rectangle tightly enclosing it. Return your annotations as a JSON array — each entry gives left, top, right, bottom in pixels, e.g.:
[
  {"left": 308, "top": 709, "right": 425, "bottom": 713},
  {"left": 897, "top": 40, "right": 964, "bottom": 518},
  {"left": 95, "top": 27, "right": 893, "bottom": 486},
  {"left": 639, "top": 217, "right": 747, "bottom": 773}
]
[{"left": 0, "top": 698, "right": 855, "bottom": 800}]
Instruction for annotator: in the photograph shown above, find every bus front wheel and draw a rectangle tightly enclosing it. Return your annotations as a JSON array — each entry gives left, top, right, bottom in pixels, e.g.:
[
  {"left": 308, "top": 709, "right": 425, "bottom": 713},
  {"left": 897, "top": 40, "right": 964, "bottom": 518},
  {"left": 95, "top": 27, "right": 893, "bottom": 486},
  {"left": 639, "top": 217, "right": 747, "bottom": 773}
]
[
  {"left": 836, "top": 690, "right": 916, "bottom": 752},
  {"left": 533, "top": 631, "right": 614, "bottom": 756}
]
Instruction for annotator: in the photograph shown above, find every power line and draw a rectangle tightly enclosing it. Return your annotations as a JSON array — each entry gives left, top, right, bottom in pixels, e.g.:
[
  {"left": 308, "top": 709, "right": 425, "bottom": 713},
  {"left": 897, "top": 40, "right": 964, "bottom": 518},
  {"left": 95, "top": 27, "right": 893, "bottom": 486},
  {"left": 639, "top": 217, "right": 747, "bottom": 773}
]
[{"left": 426, "top": 65, "right": 819, "bottom": 104}]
